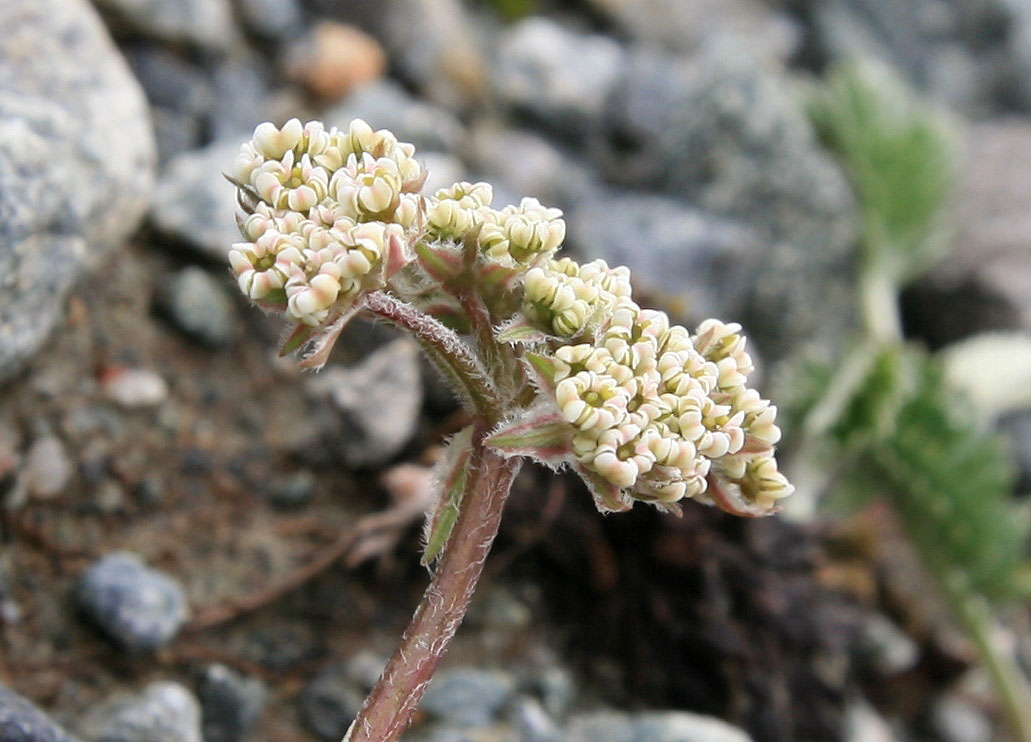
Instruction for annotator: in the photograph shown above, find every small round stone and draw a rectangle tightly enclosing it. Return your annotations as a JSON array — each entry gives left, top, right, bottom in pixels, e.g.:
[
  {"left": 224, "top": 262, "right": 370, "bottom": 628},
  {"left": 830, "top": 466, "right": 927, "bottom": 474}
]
[{"left": 78, "top": 551, "right": 189, "bottom": 651}]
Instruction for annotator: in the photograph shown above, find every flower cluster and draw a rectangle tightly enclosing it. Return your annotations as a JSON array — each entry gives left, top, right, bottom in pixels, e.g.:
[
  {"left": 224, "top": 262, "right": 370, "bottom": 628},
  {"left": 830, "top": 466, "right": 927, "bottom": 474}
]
[
  {"left": 229, "top": 119, "right": 423, "bottom": 325},
  {"left": 525, "top": 258, "right": 792, "bottom": 513}
]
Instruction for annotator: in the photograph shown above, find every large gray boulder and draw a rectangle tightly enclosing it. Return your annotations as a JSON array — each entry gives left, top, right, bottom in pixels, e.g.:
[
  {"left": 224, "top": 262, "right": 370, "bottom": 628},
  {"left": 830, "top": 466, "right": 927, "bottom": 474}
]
[{"left": 0, "top": 0, "right": 155, "bottom": 383}]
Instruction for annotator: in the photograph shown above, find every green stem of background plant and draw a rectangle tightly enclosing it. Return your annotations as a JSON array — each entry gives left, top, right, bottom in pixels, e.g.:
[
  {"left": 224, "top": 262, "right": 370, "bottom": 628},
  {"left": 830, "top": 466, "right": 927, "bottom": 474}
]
[
  {"left": 857, "top": 264, "right": 1031, "bottom": 742},
  {"left": 941, "top": 571, "right": 1031, "bottom": 742}
]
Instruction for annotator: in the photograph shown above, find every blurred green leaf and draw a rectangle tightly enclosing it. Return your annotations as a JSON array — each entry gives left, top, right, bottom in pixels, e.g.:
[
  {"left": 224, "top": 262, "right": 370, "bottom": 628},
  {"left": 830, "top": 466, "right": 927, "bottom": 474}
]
[{"left": 809, "top": 60, "right": 956, "bottom": 282}]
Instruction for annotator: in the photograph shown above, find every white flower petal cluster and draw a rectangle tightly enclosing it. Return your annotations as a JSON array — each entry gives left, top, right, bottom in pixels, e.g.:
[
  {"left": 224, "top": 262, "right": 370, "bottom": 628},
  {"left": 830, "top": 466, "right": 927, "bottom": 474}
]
[
  {"left": 538, "top": 260, "right": 792, "bottom": 509},
  {"left": 425, "top": 181, "right": 494, "bottom": 241},
  {"left": 523, "top": 258, "right": 632, "bottom": 338},
  {"left": 229, "top": 119, "right": 423, "bottom": 325},
  {"left": 479, "top": 197, "right": 566, "bottom": 265}
]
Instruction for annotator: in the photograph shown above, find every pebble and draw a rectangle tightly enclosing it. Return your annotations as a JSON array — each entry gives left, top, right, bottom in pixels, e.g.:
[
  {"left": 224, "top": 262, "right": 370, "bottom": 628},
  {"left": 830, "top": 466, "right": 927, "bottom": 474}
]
[
  {"left": 157, "top": 266, "right": 236, "bottom": 348},
  {"left": 92, "top": 0, "right": 235, "bottom": 51},
  {"left": 0, "top": 685, "right": 77, "bottom": 742},
  {"left": 237, "top": 0, "right": 302, "bottom": 41},
  {"left": 299, "top": 651, "right": 386, "bottom": 741},
  {"left": 844, "top": 697, "right": 896, "bottom": 742},
  {"left": 102, "top": 368, "right": 169, "bottom": 408},
  {"left": 419, "top": 152, "right": 470, "bottom": 197},
  {"left": 492, "top": 17, "right": 625, "bottom": 138},
  {"left": 197, "top": 664, "right": 267, "bottom": 742},
  {"left": 930, "top": 694, "right": 993, "bottom": 742},
  {"left": 265, "top": 470, "right": 316, "bottom": 510},
  {"left": 149, "top": 139, "right": 243, "bottom": 261},
  {"left": 324, "top": 79, "right": 467, "bottom": 154},
  {"left": 284, "top": 22, "right": 386, "bottom": 101},
  {"left": 78, "top": 551, "right": 189, "bottom": 651},
  {"left": 855, "top": 612, "right": 920, "bottom": 677},
  {"left": 510, "top": 697, "right": 561, "bottom": 742},
  {"left": 80, "top": 681, "right": 202, "bottom": 742},
  {"left": 381, "top": 0, "right": 487, "bottom": 111},
  {"left": 566, "top": 710, "right": 754, "bottom": 742},
  {"left": 209, "top": 54, "right": 270, "bottom": 143},
  {"left": 420, "top": 668, "right": 517, "bottom": 728},
  {"left": 532, "top": 666, "right": 575, "bottom": 719},
  {"left": 22, "top": 435, "right": 73, "bottom": 500},
  {"left": 305, "top": 338, "right": 423, "bottom": 468}
]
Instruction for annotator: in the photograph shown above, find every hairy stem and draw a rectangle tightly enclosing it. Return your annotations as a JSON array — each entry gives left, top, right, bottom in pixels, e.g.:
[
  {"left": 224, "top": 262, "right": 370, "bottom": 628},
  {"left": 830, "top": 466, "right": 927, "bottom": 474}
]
[
  {"left": 344, "top": 444, "right": 522, "bottom": 741},
  {"left": 364, "top": 291, "right": 502, "bottom": 421}
]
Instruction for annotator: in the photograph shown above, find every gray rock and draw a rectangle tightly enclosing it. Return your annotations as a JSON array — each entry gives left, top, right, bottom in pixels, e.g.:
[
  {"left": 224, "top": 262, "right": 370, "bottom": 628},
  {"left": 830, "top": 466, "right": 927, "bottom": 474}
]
[
  {"left": 197, "top": 664, "right": 266, "bottom": 742},
  {"left": 124, "top": 46, "right": 213, "bottom": 119},
  {"left": 492, "top": 17, "right": 624, "bottom": 138},
  {"left": 902, "top": 120, "right": 1031, "bottom": 347},
  {"left": 151, "top": 108, "right": 204, "bottom": 165},
  {"left": 997, "top": 409, "right": 1031, "bottom": 494},
  {"left": 532, "top": 666, "right": 575, "bottom": 719},
  {"left": 811, "top": 0, "right": 1006, "bottom": 115},
  {"left": 510, "top": 698, "right": 560, "bottom": 742},
  {"left": 855, "top": 613, "right": 919, "bottom": 676},
  {"left": 149, "top": 139, "right": 242, "bottom": 260},
  {"left": 382, "top": 0, "right": 487, "bottom": 112},
  {"left": 101, "top": 368, "right": 168, "bottom": 408},
  {"left": 595, "top": 42, "right": 856, "bottom": 359},
  {"left": 299, "top": 652, "right": 386, "bottom": 741},
  {"left": 468, "top": 126, "right": 599, "bottom": 210},
  {"left": 566, "top": 710, "right": 753, "bottom": 742},
  {"left": 22, "top": 435, "right": 73, "bottom": 500},
  {"left": 209, "top": 54, "right": 270, "bottom": 143},
  {"left": 157, "top": 266, "right": 237, "bottom": 347},
  {"left": 568, "top": 192, "right": 762, "bottom": 325},
  {"left": 92, "top": 0, "right": 236, "bottom": 51},
  {"left": 420, "top": 152, "right": 471, "bottom": 199},
  {"left": 79, "top": 682, "right": 201, "bottom": 742},
  {"left": 237, "top": 0, "right": 303, "bottom": 41},
  {"left": 584, "top": 0, "right": 800, "bottom": 61},
  {"left": 0, "top": 686, "right": 77, "bottom": 742},
  {"left": 420, "top": 668, "right": 517, "bottom": 728},
  {"left": 265, "top": 470, "right": 316, "bottom": 510},
  {"left": 843, "top": 698, "right": 895, "bottom": 742},
  {"left": 78, "top": 551, "right": 189, "bottom": 651},
  {"left": 325, "top": 79, "right": 467, "bottom": 154},
  {"left": 305, "top": 338, "right": 423, "bottom": 468},
  {"left": 930, "top": 694, "right": 993, "bottom": 742},
  {"left": 0, "top": 0, "right": 155, "bottom": 383}
]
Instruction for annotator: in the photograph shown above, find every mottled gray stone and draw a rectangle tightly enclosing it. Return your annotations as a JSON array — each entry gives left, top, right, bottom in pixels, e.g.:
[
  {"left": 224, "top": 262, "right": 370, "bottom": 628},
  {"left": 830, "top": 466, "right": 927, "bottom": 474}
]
[
  {"left": 510, "top": 698, "right": 560, "bottom": 742},
  {"left": 149, "top": 139, "right": 242, "bottom": 260},
  {"left": 566, "top": 710, "right": 753, "bottom": 742},
  {"left": 325, "top": 79, "right": 467, "bottom": 154},
  {"left": 92, "top": 0, "right": 236, "bottom": 50},
  {"left": 22, "top": 435, "right": 73, "bottom": 500},
  {"left": 0, "top": 0, "right": 155, "bottom": 383},
  {"left": 855, "top": 613, "right": 919, "bottom": 676},
  {"left": 78, "top": 551, "right": 189, "bottom": 651},
  {"left": 197, "top": 664, "right": 266, "bottom": 742},
  {"left": 492, "top": 17, "right": 624, "bottom": 138},
  {"left": 0, "top": 687, "right": 77, "bottom": 742},
  {"left": 157, "top": 266, "right": 237, "bottom": 347},
  {"left": 568, "top": 192, "right": 762, "bottom": 327},
  {"left": 811, "top": 0, "right": 1008, "bottom": 115},
  {"left": 236, "top": 0, "right": 302, "bottom": 40},
  {"left": 299, "top": 652, "right": 386, "bottom": 741},
  {"left": 585, "top": 0, "right": 800, "bottom": 60},
  {"left": 265, "top": 470, "right": 316, "bottom": 510},
  {"left": 595, "top": 41, "right": 856, "bottom": 359},
  {"left": 382, "top": 0, "right": 487, "bottom": 112},
  {"left": 305, "top": 338, "right": 423, "bottom": 468},
  {"left": 468, "top": 126, "right": 599, "bottom": 210},
  {"left": 79, "top": 682, "right": 201, "bottom": 742},
  {"left": 420, "top": 668, "right": 517, "bottom": 728}
]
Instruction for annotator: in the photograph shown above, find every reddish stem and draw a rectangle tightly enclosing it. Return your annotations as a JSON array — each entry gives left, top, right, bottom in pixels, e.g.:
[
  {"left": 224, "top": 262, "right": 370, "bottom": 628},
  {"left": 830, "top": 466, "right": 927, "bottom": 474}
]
[{"left": 345, "top": 445, "right": 522, "bottom": 741}]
